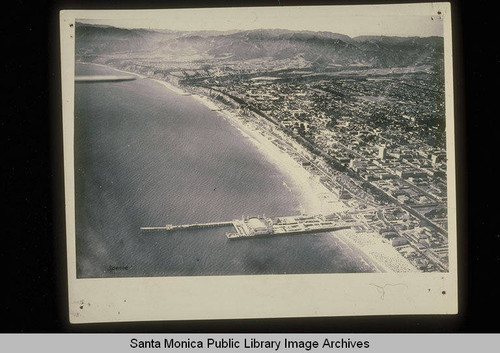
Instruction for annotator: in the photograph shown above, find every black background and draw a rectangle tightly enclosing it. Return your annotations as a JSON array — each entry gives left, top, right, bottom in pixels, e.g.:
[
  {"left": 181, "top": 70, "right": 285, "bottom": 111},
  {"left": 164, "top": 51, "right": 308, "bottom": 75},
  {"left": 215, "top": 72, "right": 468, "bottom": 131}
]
[{"left": 2, "top": 0, "right": 498, "bottom": 332}]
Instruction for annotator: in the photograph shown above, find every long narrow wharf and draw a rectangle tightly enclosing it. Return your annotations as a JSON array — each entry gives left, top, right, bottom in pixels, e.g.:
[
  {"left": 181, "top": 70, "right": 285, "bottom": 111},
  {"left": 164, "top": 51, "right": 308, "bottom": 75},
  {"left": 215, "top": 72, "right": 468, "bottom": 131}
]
[
  {"left": 140, "top": 221, "right": 234, "bottom": 233},
  {"left": 140, "top": 213, "right": 360, "bottom": 240}
]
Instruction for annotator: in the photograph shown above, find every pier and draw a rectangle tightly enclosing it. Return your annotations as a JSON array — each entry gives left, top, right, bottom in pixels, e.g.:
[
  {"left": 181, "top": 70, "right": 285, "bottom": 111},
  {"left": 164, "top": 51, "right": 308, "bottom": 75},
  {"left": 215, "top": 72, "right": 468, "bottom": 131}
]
[
  {"left": 141, "top": 213, "right": 359, "bottom": 240},
  {"left": 140, "top": 221, "right": 234, "bottom": 233}
]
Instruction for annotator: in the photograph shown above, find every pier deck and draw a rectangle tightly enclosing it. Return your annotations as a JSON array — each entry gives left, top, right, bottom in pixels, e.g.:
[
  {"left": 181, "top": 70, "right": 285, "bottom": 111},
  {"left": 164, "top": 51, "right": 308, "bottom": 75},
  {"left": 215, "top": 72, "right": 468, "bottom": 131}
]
[
  {"left": 141, "top": 213, "right": 359, "bottom": 240},
  {"left": 140, "top": 221, "right": 234, "bottom": 233}
]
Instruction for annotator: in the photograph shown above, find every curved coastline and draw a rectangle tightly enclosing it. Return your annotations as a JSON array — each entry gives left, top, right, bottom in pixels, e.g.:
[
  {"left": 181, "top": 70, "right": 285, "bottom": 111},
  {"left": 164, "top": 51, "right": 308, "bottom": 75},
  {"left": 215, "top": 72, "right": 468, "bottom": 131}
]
[
  {"left": 77, "top": 61, "right": 146, "bottom": 79},
  {"left": 80, "top": 62, "right": 418, "bottom": 273}
]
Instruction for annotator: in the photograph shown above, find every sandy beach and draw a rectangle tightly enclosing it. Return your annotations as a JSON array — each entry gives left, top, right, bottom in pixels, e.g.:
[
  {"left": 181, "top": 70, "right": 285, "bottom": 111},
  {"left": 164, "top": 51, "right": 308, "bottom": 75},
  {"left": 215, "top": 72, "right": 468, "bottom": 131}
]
[
  {"left": 219, "top": 109, "right": 344, "bottom": 215},
  {"left": 151, "top": 79, "right": 189, "bottom": 96},
  {"left": 93, "top": 63, "right": 418, "bottom": 273},
  {"left": 192, "top": 96, "right": 417, "bottom": 273},
  {"left": 77, "top": 62, "right": 147, "bottom": 79}
]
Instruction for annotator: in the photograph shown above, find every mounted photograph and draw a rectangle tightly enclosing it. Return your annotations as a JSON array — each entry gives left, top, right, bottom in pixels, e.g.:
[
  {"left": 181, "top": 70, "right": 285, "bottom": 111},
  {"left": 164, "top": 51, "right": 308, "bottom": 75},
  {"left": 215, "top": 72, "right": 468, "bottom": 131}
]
[{"left": 60, "top": 3, "right": 457, "bottom": 323}]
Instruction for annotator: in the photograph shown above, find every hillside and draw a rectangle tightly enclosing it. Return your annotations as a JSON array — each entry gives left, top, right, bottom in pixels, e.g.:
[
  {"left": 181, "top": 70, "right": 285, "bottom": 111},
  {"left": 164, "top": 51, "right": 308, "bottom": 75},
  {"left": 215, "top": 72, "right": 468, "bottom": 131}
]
[{"left": 75, "top": 23, "right": 443, "bottom": 69}]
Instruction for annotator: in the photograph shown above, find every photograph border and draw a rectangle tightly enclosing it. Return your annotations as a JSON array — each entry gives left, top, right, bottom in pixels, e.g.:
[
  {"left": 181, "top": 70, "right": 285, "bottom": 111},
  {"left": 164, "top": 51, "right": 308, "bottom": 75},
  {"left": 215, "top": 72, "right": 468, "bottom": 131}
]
[{"left": 60, "top": 2, "right": 458, "bottom": 324}]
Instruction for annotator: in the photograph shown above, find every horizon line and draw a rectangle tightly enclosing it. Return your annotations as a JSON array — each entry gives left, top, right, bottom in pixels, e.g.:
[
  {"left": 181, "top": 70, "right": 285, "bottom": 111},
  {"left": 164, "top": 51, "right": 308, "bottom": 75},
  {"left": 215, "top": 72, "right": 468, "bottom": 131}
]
[{"left": 75, "top": 21, "right": 445, "bottom": 39}]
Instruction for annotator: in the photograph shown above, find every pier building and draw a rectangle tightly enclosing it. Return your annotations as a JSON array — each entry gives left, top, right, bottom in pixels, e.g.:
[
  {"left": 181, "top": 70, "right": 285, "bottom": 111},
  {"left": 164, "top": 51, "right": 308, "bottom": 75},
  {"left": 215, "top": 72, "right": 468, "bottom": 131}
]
[{"left": 141, "top": 213, "right": 358, "bottom": 240}]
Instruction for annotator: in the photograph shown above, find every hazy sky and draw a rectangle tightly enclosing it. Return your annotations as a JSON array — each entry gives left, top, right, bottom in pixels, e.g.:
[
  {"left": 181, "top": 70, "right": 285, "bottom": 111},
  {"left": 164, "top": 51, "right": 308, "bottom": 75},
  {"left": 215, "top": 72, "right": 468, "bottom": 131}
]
[{"left": 76, "top": 5, "right": 445, "bottom": 37}]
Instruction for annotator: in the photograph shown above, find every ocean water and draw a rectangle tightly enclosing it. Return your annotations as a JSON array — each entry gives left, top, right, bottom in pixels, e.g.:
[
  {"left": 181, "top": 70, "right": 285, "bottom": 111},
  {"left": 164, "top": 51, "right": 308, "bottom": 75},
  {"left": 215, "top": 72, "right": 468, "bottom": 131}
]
[{"left": 74, "top": 63, "right": 375, "bottom": 278}]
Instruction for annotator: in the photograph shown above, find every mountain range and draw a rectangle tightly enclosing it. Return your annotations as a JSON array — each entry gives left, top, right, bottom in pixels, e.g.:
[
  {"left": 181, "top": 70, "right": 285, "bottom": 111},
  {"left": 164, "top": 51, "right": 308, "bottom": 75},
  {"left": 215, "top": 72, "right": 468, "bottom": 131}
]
[{"left": 75, "top": 23, "right": 444, "bottom": 69}]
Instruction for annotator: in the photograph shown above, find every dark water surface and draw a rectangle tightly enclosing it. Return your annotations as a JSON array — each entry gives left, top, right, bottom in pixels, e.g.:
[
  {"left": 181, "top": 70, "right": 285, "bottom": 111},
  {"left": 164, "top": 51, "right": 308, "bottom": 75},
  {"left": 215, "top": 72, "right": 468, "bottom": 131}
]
[{"left": 74, "top": 63, "right": 374, "bottom": 277}]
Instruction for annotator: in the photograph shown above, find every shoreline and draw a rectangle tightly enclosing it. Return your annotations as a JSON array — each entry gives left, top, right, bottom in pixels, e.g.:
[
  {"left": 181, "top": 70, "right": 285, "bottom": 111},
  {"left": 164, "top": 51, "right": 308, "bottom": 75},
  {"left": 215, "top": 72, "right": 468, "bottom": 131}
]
[
  {"left": 82, "top": 62, "right": 418, "bottom": 273},
  {"left": 77, "top": 61, "right": 146, "bottom": 79},
  {"left": 217, "top": 107, "right": 344, "bottom": 215},
  {"left": 151, "top": 78, "right": 189, "bottom": 96},
  {"left": 190, "top": 93, "right": 417, "bottom": 273}
]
